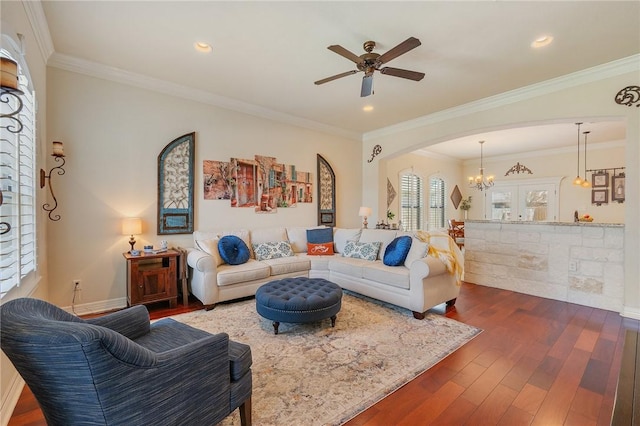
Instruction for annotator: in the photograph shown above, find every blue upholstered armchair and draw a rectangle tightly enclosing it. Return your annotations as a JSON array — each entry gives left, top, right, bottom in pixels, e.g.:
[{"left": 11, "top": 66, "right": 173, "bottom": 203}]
[{"left": 0, "top": 298, "right": 252, "bottom": 426}]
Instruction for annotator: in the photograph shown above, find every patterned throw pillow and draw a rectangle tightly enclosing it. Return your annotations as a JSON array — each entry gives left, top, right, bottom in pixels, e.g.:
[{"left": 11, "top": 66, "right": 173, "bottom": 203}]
[
  {"left": 342, "top": 241, "right": 381, "bottom": 261},
  {"left": 218, "top": 235, "right": 251, "bottom": 265},
  {"left": 307, "top": 242, "right": 335, "bottom": 256},
  {"left": 383, "top": 236, "right": 413, "bottom": 266},
  {"left": 252, "top": 241, "right": 294, "bottom": 261}
]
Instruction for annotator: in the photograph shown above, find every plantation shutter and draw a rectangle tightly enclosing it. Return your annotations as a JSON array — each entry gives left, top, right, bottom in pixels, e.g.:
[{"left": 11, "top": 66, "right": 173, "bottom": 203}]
[
  {"left": 1, "top": 50, "right": 37, "bottom": 297},
  {"left": 428, "top": 177, "right": 445, "bottom": 230},
  {"left": 400, "top": 174, "right": 423, "bottom": 231}
]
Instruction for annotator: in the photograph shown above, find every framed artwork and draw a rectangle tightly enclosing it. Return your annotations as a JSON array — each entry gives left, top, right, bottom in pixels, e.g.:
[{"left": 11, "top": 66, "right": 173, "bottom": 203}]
[
  {"left": 450, "top": 185, "right": 462, "bottom": 210},
  {"left": 611, "top": 174, "right": 625, "bottom": 202},
  {"left": 591, "top": 189, "right": 608, "bottom": 206},
  {"left": 591, "top": 172, "right": 609, "bottom": 188},
  {"left": 158, "top": 132, "right": 195, "bottom": 234},
  {"left": 317, "top": 154, "right": 336, "bottom": 227}
]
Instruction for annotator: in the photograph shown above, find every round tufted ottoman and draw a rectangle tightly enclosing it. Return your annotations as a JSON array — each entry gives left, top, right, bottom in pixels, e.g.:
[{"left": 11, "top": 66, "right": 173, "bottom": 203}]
[{"left": 255, "top": 277, "right": 343, "bottom": 334}]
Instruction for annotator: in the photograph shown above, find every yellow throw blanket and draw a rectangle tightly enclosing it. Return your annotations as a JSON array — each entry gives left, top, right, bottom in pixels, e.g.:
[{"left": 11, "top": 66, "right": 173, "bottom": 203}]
[{"left": 415, "top": 230, "right": 464, "bottom": 286}]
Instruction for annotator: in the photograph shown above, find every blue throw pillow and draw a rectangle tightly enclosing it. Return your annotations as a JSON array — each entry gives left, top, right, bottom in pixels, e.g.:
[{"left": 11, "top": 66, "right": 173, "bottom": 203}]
[
  {"left": 218, "top": 235, "right": 250, "bottom": 265},
  {"left": 383, "top": 236, "right": 413, "bottom": 267},
  {"left": 307, "top": 227, "right": 333, "bottom": 244}
]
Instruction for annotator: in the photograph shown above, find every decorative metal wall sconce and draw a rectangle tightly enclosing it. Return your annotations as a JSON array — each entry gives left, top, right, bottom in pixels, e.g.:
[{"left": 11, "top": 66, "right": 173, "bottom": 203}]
[
  {"left": 367, "top": 144, "right": 382, "bottom": 163},
  {"left": 40, "top": 141, "right": 66, "bottom": 221},
  {"left": 615, "top": 86, "right": 640, "bottom": 107},
  {"left": 504, "top": 162, "right": 533, "bottom": 176}
]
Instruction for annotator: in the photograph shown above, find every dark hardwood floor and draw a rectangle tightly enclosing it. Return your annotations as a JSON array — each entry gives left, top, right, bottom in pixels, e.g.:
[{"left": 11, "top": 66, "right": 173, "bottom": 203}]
[{"left": 8, "top": 282, "right": 637, "bottom": 425}]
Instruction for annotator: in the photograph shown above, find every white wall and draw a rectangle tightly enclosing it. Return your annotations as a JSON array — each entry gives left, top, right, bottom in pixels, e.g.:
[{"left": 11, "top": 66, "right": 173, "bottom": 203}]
[
  {"left": 46, "top": 67, "right": 362, "bottom": 312},
  {"left": 364, "top": 67, "right": 640, "bottom": 317}
]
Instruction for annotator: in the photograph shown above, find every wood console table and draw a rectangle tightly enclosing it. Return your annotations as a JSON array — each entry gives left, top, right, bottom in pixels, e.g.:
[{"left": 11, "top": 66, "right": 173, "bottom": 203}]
[{"left": 123, "top": 249, "right": 179, "bottom": 308}]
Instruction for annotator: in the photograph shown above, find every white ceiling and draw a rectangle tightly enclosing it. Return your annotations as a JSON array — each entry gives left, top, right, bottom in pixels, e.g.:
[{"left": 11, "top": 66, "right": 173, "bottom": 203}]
[{"left": 39, "top": 1, "right": 639, "bottom": 159}]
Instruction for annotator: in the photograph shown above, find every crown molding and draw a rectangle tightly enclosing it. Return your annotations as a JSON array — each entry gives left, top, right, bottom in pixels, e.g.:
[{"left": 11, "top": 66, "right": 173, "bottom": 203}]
[
  {"left": 47, "top": 52, "right": 361, "bottom": 142},
  {"left": 364, "top": 55, "right": 640, "bottom": 142},
  {"left": 22, "top": 0, "right": 54, "bottom": 63}
]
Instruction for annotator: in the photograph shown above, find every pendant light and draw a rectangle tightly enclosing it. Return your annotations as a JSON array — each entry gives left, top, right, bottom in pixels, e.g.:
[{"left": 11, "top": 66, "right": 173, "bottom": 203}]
[
  {"left": 581, "top": 130, "right": 591, "bottom": 188},
  {"left": 468, "top": 140, "right": 494, "bottom": 191},
  {"left": 572, "top": 122, "right": 584, "bottom": 186}
]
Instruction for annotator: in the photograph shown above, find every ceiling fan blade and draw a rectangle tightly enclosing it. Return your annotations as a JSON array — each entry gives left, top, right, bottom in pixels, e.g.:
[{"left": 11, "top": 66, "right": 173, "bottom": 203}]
[
  {"left": 327, "top": 45, "right": 364, "bottom": 64},
  {"left": 377, "top": 37, "right": 421, "bottom": 65},
  {"left": 314, "top": 70, "right": 358, "bottom": 85},
  {"left": 361, "top": 74, "right": 374, "bottom": 97},
  {"left": 380, "top": 67, "right": 425, "bottom": 81}
]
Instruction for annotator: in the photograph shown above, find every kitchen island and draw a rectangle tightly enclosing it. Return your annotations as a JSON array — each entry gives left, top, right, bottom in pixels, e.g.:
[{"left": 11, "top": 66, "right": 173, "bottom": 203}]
[{"left": 464, "top": 220, "right": 624, "bottom": 312}]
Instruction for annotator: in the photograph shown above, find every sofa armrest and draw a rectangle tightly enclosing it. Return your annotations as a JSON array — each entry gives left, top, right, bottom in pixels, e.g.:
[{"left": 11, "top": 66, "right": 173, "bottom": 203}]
[
  {"left": 187, "top": 248, "right": 217, "bottom": 273},
  {"left": 87, "top": 305, "right": 150, "bottom": 340},
  {"left": 409, "top": 255, "right": 447, "bottom": 283}
]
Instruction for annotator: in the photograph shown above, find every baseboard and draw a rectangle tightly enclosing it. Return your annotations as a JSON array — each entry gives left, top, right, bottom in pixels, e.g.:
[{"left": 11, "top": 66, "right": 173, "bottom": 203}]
[
  {"left": 1, "top": 371, "right": 24, "bottom": 426},
  {"left": 621, "top": 306, "right": 640, "bottom": 321},
  {"left": 62, "top": 297, "right": 128, "bottom": 316}
]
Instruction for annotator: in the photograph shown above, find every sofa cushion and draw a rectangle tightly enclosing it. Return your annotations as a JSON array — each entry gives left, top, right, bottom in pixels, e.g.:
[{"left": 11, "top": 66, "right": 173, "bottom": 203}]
[
  {"left": 307, "top": 227, "right": 333, "bottom": 244},
  {"left": 252, "top": 241, "right": 294, "bottom": 261},
  {"left": 216, "top": 260, "right": 270, "bottom": 286},
  {"left": 333, "top": 228, "right": 362, "bottom": 253},
  {"left": 251, "top": 227, "right": 287, "bottom": 245},
  {"left": 342, "top": 241, "right": 381, "bottom": 261},
  {"left": 194, "top": 237, "right": 224, "bottom": 267},
  {"left": 328, "top": 257, "right": 372, "bottom": 278},
  {"left": 383, "top": 236, "right": 413, "bottom": 266},
  {"left": 362, "top": 263, "right": 410, "bottom": 290},
  {"left": 218, "top": 235, "right": 251, "bottom": 265},
  {"left": 262, "top": 256, "right": 311, "bottom": 276},
  {"left": 359, "top": 229, "right": 398, "bottom": 260},
  {"left": 307, "top": 242, "right": 334, "bottom": 256},
  {"left": 286, "top": 227, "right": 325, "bottom": 253},
  {"left": 404, "top": 239, "right": 429, "bottom": 267}
]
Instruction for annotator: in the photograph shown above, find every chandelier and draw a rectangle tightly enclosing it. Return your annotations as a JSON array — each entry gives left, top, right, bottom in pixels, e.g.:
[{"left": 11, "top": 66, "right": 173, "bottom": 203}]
[
  {"left": 573, "top": 122, "right": 585, "bottom": 186},
  {"left": 468, "top": 140, "right": 494, "bottom": 191}
]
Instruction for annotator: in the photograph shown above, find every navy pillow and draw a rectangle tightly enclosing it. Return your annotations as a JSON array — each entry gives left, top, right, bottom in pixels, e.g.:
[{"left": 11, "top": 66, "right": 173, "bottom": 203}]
[
  {"left": 218, "top": 235, "right": 250, "bottom": 265},
  {"left": 307, "top": 227, "right": 333, "bottom": 244},
  {"left": 383, "top": 236, "right": 413, "bottom": 267}
]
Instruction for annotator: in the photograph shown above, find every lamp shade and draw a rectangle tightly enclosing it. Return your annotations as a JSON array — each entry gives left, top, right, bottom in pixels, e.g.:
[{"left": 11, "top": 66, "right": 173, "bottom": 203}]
[
  {"left": 122, "top": 217, "right": 142, "bottom": 236},
  {"left": 358, "top": 206, "right": 372, "bottom": 217}
]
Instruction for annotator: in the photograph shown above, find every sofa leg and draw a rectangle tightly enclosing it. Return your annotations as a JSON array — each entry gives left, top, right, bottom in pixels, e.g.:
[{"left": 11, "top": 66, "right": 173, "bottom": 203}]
[
  {"left": 446, "top": 298, "right": 457, "bottom": 308},
  {"left": 203, "top": 304, "right": 216, "bottom": 311},
  {"left": 412, "top": 311, "right": 425, "bottom": 320},
  {"left": 239, "top": 397, "right": 252, "bottom": 426}
]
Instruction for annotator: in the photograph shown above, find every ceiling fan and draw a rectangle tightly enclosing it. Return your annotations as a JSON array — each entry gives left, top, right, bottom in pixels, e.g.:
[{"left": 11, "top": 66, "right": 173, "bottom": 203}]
[{"left": 314, "top": 37, "right": 425, "bottom": 97}]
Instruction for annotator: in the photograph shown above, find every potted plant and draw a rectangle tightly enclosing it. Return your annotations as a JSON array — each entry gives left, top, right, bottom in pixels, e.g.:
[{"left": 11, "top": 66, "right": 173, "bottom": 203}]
[{"left": 460, "top": 196, "right": 472, "bottom": 219}]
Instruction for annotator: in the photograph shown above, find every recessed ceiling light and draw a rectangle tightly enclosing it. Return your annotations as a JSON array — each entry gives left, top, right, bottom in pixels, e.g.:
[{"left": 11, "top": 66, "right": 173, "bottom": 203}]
[
  {"left": 194, "top": 42, "right": 212, "bottom": 53},
  {"left": 363, "top": 105, "right": 374, "bottom": 112},
  {"left": 531, "top": 35, "right": 553, "bottom": 48}
]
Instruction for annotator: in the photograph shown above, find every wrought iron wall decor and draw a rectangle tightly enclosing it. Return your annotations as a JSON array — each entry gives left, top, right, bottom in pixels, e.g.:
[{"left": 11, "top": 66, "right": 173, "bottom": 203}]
[
  {"left": 615, "top": 86, "right": 640, "bottom": 107},
  {"left": 505, "top": 162, "right": 533, "bottom": 176},
  {"left": 1, "top": 83, "right": 23, "bottom": 230},
  {"left": 158, "top": 132, "right": 195, "bottom": 234},
  {"left": 367, "top": 144, "right": 382, "bottom": 163},
  {"left": 317, "top": 154, "right": 336, "bottom": 226},
  {"left": 386, "top": 178, "right": 396, "bottom": 208},
  {"left": 40, "top": 142, "right": 66, "bottom": 221}
]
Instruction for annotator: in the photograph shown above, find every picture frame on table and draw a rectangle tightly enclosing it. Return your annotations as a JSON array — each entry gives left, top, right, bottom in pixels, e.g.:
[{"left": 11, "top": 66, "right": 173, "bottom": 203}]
[
  {"left": 591, "top": 189, "right": 608, "bottom": 205},
  {"left": 591, "top": 172, "right": 609, "bottom": 188},
  {"left": 611, "top": 174, "right": 625, "bottom": 202}
]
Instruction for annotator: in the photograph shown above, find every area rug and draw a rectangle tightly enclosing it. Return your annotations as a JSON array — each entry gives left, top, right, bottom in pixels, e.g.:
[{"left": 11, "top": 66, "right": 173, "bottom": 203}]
[{"left": 169, "top": 292, "right": 481, "bottom": 425}]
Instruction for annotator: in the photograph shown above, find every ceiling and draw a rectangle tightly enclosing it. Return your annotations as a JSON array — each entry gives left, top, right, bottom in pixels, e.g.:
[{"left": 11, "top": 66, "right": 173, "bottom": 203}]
[{"left": 40, "top": 1, "right": 639, "bottom": 158}]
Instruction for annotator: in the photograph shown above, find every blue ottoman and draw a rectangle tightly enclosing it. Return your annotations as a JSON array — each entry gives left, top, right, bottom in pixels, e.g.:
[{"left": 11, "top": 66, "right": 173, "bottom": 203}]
[{"left": 255, "top": 277, "right": 343, "bottom": 334}]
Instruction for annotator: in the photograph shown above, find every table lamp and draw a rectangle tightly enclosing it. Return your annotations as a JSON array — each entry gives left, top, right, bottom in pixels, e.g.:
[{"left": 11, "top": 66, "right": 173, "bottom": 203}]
[
  {"left": 122, "top": 218, "right": 142, "bottom": 252},
  {"left": 358, "top": 206, "right": 372, "bottom": 229}
]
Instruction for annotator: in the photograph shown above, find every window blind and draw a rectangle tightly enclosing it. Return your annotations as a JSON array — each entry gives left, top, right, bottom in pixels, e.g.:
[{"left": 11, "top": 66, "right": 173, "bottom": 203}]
[
  {"left": 1, "top": 50, "right": 36, "bottom": 297},
  {"left": 400, "top": 174, "right": 423, "bottom": 231},
  {"left": 428, "top": 177, "right": 445, "bottom": 230}
]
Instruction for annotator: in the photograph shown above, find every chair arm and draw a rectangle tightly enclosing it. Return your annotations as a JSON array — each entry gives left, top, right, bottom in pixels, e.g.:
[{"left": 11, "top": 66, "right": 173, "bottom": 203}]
[
  {"left": 87, "top": 305, "right": 150, "bottom": 340},
  {"left": 187, "top": 248, "right": 217, "bottom": 273}
]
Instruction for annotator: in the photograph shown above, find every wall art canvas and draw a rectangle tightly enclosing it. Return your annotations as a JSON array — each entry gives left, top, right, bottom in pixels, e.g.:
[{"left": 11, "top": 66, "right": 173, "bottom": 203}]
[
  {"left": 158, "top": 132, "right": 194, "bottom": 234},
  {"left": 203, "top": 160, "right": 233, "bottom": 200},
  {"left": 255, "top": 155, "right": 278, "bottom": 213},
  {"left": 231, "top": 157, "right": 257, "bottom": 208}
]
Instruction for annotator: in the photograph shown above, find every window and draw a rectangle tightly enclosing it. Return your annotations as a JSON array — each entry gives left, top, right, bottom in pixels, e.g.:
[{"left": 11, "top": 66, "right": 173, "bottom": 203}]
[
  {"left": 428, "top": 177, "right": 445, "bottom": 230},
  {"left": 1, "top": 46, "right": 37, "bottom": 297},
  {"left": 400, "top": 173, "right": 423, "bottom": 231}
]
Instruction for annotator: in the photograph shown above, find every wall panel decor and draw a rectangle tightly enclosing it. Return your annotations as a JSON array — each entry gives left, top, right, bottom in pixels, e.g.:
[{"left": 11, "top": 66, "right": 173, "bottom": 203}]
[
  {"left": 317, "top": 154, "right": 336, "bottom": 226},
  {"left": 158, "top": 132, "right": 195, "bottom": 234}
]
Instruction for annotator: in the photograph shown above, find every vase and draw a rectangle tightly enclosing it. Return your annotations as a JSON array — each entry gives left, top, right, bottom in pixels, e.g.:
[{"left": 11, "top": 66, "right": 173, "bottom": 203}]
[{"left": 464, "top": 210, "right": 468, "bottom": 220}]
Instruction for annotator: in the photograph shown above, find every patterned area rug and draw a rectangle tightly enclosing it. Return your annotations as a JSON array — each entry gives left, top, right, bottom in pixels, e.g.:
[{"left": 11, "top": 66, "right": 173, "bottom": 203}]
[{"left": 170, "top": 292, "right": 481, "bottom": 425}]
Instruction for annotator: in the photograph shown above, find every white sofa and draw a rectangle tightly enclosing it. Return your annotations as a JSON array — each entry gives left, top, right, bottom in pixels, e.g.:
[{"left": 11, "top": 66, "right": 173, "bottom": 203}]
[{"left": 186, "top": 227, "right": 463, "bottom": 319}]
